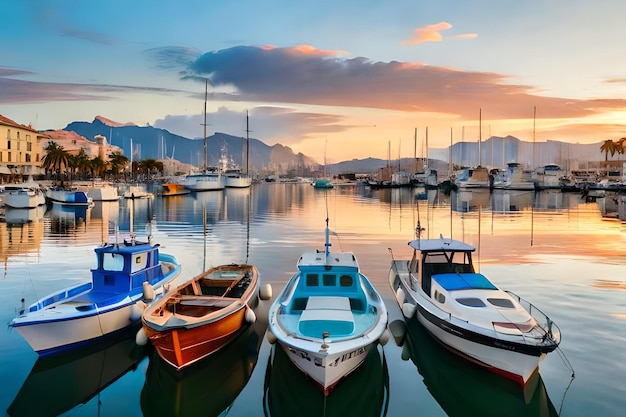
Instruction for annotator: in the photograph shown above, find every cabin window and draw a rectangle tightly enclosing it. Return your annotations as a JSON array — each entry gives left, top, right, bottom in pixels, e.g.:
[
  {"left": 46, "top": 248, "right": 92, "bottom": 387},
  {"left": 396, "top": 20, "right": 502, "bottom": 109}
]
[
  {"left": 323, "top": 274, "right": 335, "bottom": 286},
  {"left": 131, "top": 254, "right": 148, "bottom": 273},
  {"left": 488, "top": 298, "right": 515, "bottom": 308},
  {"left": 102, "top": 253, "right": 124, "bottom": 271},
  {"left": 339, "top": 275, "right": 353, "bottom": 287},
  {"left": 456, "top": 297, "right": 486, "bottom": 307},
  {"left": 434, "top": 290, "right": 445, "bottom": 303},
  {"left": 306, "top": 274, "right": 319, "bottom": 286}
]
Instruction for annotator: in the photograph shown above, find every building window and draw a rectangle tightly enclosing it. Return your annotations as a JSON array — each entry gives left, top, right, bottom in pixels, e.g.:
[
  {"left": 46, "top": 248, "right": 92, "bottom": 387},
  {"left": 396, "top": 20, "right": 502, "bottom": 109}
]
[
  {"left": 7, "top": 151, "right": 11, "bottom": 162},
  {"left": 26, "top": 134, "right": 31, "bottom": 142},
  {"left": 27, "top": 142, "right": 32, "bottom": 151},
  {"left": 25, "top": 154, "right": 31, "bottom": 162},
  {"left": 17, "top": 131, "right": 20, "bottom": 139},
  {"left": 7, "top": 141, "right": 10, "bottom": 149},
  {"left": 6, "top": 129, "right": 10, "bottom": 139}
]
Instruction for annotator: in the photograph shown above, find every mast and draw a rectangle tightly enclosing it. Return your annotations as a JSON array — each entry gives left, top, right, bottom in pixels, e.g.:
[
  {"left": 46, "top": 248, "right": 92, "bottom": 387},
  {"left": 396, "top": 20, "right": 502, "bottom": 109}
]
[
  {"left": 413, "top": 127, "right": 418, "bottom": 173},
  {"left": 202, "top": 79, "right": 208, "bottom": 171},
  {"left": 246, "top": 111, "right": 250, "bottom": 176},
  {"left": 478, "top": 108, "right": 482, "bottom": 166}
]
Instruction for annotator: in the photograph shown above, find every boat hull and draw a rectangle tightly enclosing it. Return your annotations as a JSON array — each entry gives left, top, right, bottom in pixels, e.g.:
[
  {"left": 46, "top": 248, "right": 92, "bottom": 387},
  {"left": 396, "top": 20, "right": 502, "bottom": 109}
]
[
  {"left": 225, "top": 175, "right": 252, "bottom": 188},
  {"left": 183, "top": 173, "right": 224, "bottom": 191},
  {"left": 276, "top": 338, "right": 376, "bottom": 395},
  {"left": 145, "top": 306, "right": 249, "bottom": 370},
  {"left": 4, "top": 187, "right": 46, "bottom": 209},
  {"left": 161, "top": 183, "right": 190, "bottom": 196},
  {"left": 46, "top": 189, "right": 92, "bottom": 206},
  {"left": 13, "top": 300, "right": 143, "bottom": 356},
  {"left": 389, "top": 262, "right": 547, "bottom": 385}
]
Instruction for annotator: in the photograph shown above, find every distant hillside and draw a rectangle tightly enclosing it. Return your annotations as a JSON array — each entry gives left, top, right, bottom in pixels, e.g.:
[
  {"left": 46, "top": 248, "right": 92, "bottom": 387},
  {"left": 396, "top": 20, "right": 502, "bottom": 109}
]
[{"left": 63, "top": 117, "right": 317, "bottom": 174}]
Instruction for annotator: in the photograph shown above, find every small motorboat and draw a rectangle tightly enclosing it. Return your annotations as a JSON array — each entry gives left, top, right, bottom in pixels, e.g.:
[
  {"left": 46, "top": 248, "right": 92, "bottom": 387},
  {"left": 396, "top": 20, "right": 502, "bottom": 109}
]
[
  {"left": 141, "top": 263, "right": 272, "bottom": 370},
  {"left": 388, "top": 232, "right": 561, "bottom": 386},
  {"left": 266, "top": 218, "right": 389, "bottom": 395},
  {"left": 160, "top": 182, "right": 190, "bottom": 196},
  {"left": 9, "top": 229, "right": 181, "bottom": 357},
  {"left": 45, "top": 185, "right": 93, "bottom": 206}
]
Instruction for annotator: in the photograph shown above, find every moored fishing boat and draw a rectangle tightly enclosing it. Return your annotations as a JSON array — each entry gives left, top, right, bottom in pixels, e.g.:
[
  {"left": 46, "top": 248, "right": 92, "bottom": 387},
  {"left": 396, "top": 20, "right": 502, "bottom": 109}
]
[
  {"left": 388, "top": 231, "right": 561, "bottom": 386},
  {"left": 9, "top": 227, "right": 181, "bottom": 357},
  {"left": 266, "top": 218, "right": 389, "bottom": 395},
  {"left": 141, "top": 263, "right": 271, "bottom": 370}
]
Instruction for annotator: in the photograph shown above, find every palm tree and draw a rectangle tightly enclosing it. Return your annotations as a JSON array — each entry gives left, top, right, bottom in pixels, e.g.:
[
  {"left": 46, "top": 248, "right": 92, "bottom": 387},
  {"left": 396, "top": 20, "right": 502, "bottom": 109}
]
[
  {"left": 600, "top": 139, "right": 617, "bottom": 161},
  {"left": 41, "top": 141, "right": 69, "bottom": 180},
  {"left": 108, "top": 151, "right": 129, "bottom": 180},
  {"left": 90, "top": 156, "right": 107, "bottom": 179}
]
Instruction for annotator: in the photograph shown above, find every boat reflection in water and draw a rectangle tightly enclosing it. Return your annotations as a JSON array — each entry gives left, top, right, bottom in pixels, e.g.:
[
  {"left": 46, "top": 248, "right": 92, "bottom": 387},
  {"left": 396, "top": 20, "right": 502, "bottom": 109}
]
[
  {"left": 7, "top": 325, "right": 148, "bottom": 417},
  {"left": 388, "top": 318, "right": 558, "bottom": 417},
  {"left": 263, "top": 343, "right": 389, "bottom": 417},
  {"left": 4, "top": 205, "right": 46, "bottom": 225},
  {"left": 140, "top": 304, "right": 267, "bottom": 417}
]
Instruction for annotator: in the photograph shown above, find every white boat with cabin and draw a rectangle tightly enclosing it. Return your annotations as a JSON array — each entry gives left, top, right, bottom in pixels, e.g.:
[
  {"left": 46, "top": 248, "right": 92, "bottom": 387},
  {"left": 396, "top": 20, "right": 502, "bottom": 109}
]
[
  {"left": 9, "top": 228, "right": 181, "bottom": 357},
  {"left": 388, "top": 233, "right": 561, "bottom": 386},
  {"left": 267, "top": 219, "right": 388, "bottom": 395}
]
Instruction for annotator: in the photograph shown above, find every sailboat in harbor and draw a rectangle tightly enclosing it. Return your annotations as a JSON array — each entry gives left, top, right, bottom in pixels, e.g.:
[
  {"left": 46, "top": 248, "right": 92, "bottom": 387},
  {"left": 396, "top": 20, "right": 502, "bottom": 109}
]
[
  {"left": 224, "top": 112, "right": 253, "bottom": 188},
  {"left": 183, "top": 79, "right": 224, "bottom": 192}
]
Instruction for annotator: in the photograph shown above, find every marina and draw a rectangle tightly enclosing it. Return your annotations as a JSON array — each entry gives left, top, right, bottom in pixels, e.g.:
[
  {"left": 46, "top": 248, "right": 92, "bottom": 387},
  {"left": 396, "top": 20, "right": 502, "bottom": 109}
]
[{"left": 0, "top": 182, "right": 624, "bottom": 416}]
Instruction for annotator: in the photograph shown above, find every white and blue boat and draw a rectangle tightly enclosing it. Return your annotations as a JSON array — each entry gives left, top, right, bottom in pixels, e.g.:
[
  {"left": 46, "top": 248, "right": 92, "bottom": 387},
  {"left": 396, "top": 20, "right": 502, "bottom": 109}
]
[
  {"left": 389, "top": 232, "right": 561, "bottom": 386},
  {"left": 9, "top": 230, "right": 181, "bottom": 357},
  {"left": 267, "top": 219, "right": 388, "bottom": 395},
  {"left": 45, "top": 185, "right": 93, "bottom": 206}
]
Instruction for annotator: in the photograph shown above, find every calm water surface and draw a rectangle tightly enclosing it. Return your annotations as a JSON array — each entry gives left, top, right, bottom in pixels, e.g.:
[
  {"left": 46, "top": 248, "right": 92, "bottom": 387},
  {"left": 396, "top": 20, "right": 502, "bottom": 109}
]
[{"left": 1, "top": 184, "right": 624, "bottom": 416}]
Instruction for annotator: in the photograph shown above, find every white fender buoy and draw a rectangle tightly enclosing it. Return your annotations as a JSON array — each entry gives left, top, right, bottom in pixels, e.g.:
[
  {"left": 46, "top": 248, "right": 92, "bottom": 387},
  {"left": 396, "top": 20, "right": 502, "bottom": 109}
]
[
  {"left": 130, "top": 301, "right": 146, "bottom": 321},
  {"left": 135, "top": 327, "right": 148, "bottom": 346},
  {"left": 259, "top": 284, "right": 272, "bottom": 301},
  {"left": 396, "top": 287, "right": 405, "bottom": 304},
  {"left": 379, "top": 328, "right": 390, "bottom": 346},
  {"left": 266, "top": 329, "right": 277, "bottom": 344},
  {"left": 143, "top": 282, "right": 155, "bottom": 301},
  {"left": 245, "top": 307, "right": 257, "bottom": 323},
  {"left": 402, "top": 302, "right": 416, "bottom": 319}
]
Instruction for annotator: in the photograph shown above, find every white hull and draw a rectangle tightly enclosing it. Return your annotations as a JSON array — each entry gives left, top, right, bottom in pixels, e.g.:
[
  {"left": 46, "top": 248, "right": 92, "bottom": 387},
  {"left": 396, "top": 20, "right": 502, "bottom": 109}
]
[
  {"left": 225, "top": 175, "right": 252, "bottom": 188},
  {"left": 183, "top": 173, "right": 224, "bottom": 191},
  {"left": 87, "top": 186, "right": 119, "bottom": 201},
  {"left": 13, "top": 302, "right": 137, "bottom": 353},
  {"left": 276, "top": 338, "right": 375, "bottom": 392},
  {"left": 4, "top": 187, "right": 46, "bottom": 209},
  {"left": 46, "top": 189, "right": 93, "bottom": 206},
  {"left": 416, "top": 309, "right": 544, "bottom": 384}
]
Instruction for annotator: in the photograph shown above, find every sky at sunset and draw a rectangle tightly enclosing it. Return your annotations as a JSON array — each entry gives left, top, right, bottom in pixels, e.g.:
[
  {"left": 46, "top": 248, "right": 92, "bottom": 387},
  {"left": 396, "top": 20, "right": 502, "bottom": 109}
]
[{"left": 2, "top": 0, "right": 626, "bottom": 163}]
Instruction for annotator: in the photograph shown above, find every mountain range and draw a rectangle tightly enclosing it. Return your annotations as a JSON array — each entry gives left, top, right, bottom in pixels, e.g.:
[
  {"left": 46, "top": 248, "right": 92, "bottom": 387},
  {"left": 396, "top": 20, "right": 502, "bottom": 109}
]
[
  {"left": 63, "top": 116, "right": 318, "bottom": 175},
  {"left": 62, "top": 117, "right": 607, "bottom": 176}
]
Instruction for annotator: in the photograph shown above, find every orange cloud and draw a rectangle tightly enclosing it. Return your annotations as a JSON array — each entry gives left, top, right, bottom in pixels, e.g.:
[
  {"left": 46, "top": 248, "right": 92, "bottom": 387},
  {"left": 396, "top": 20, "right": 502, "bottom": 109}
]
[{"left": 403, "top": 22, "right": 477, "bottom": 45}]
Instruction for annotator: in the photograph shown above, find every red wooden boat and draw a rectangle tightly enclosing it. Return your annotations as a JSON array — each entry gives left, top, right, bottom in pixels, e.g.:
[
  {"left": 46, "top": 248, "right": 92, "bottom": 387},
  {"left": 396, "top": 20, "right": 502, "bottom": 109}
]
[{"left": 141, "top": 263, "right": 270, "bottom": 370}]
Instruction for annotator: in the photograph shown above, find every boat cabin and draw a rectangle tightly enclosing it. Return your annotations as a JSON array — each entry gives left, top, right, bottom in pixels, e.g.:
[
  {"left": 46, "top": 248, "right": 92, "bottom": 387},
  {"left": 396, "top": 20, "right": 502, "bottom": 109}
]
[
  {"left": 408, "top": 238, "right": 476, "bottom": 297},
  {"left": 280, "top": 251, "right": 367, "bottom": 316},
  {"left": 90, "top": 243, "right": 164, "bottom": 297}
]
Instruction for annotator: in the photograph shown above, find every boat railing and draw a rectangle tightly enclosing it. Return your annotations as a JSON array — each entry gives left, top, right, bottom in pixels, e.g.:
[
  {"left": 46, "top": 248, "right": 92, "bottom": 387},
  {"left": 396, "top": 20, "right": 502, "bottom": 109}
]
[{"left": 506, "top": 291, "right": 561, "bottom": 346}]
